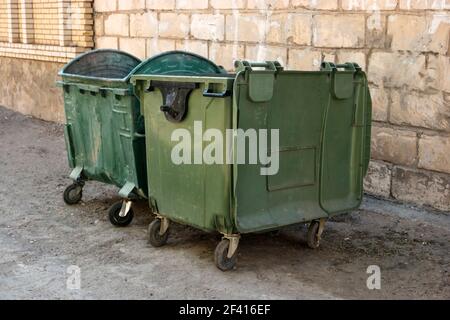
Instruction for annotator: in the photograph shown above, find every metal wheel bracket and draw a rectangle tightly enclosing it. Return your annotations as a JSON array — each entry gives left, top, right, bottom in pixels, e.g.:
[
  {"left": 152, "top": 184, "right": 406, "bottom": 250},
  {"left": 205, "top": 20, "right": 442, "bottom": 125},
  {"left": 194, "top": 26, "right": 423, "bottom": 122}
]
[
  {"left": 223, "top": 234, "right": 240, "bottom": 258},
  {"left": 69, "top": 166, "right": 83, "bottom": 181},
  {"left": 119, "top": 200, "right": 132, "bottom": 217},
  {"left": 157, "top": 216, "right": 170, "bottom": 236},
  {"left": 317, "top": 218, "right": 326, "bottom": 241}
]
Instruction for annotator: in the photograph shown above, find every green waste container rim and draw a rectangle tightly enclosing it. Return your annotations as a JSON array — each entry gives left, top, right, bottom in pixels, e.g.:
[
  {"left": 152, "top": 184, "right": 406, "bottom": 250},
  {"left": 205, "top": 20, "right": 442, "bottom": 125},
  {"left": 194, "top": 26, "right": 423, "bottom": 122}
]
[
  {"left": 130, "top": 50, "right": 228, "bottom": 76},
  {"left": 59, "top": 49, "right": 142, "bottom": 83}
]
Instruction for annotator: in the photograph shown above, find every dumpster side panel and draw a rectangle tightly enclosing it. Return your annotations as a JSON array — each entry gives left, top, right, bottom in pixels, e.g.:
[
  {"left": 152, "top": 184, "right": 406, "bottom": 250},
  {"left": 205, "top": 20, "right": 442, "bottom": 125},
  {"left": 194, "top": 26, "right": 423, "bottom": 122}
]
[
  {"left": 319, "top": 71, "right": 370, "bottom": 213},
  {"left": 62, "top": 84, "right": 145, "bottom": 193},
  {"left": 363, "top": 78, "right": 372, "bottom": 176},
  {"left": 142, "top": 79, "right": 232, "bottom": 232},
  {"left": 234, "top": 72, "right": 330, "bottom": 234}
]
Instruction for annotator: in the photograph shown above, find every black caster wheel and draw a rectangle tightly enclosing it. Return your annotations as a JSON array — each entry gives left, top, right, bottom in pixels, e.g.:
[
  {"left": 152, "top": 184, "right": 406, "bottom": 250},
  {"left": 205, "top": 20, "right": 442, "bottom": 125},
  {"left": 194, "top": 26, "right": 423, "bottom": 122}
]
[
  {"left": 148, "top": 219, "right": 169, "bottom": 247},
  {"left": 63, "top": 183, "right": 83, "bottom": 205},
  {"left": 214, "top": 239, "right": 237, "bottom": 271},
  {"left": 108, "top": 201, "right": 134, "bottom": 227},
  {"left": 307, "top": 220, "right": 321, "bottom": 249}
]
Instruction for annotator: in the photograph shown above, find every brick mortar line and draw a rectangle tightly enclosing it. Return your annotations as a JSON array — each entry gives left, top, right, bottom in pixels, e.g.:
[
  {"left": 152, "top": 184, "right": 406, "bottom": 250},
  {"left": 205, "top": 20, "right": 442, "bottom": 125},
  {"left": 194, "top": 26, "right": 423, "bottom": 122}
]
[
  {"left": 369, "top": 158, "right": 450, "bottom": 179},
  {"left": 372, "top": 121, "right": 450, "bottom": 137},
  {"left": 96, "top": 9, "right": 446, "bottom": 19},
  {"left": 390, "top": 163, "right": 450, "bottom": 178},
  {"left": 95, "top": 35, "right": 449, "bottom": 56},
  {"left": 95, "top": 9, "right": 449, "bottom": 14}
]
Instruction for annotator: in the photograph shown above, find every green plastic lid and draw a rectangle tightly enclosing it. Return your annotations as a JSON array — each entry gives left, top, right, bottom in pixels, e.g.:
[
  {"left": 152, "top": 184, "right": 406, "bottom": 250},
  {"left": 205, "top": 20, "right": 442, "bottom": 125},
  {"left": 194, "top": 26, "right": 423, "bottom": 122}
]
[
  {"left": 131, "top": 50, "right": 227, "bottom": 76},
  {"left": 59, "top": 49, "right": 141, "bottom": 81}
]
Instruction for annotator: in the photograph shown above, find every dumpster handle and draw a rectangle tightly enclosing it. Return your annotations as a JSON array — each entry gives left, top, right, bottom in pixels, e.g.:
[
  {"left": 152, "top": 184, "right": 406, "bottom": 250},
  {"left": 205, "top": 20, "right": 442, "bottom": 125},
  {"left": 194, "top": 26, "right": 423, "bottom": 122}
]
[
  {"left": 203, "top": 87, "right": 231, "bottom": 98},
  {"left": 234, "top": 60, "right": 283, "bottom": 72},
  {"left": 321, "top": 62, "right": 361, "bottom": 72}
]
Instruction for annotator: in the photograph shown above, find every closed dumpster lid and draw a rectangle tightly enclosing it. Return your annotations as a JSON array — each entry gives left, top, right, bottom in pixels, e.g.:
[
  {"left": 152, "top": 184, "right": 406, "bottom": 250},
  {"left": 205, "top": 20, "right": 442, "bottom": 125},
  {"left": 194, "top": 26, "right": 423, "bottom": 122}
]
[
  {"left": 131, "top": 50, "right": 227, "bottom": 76},
  {"left": 59, "top": 49, "right": 142, "bottom": 81}
]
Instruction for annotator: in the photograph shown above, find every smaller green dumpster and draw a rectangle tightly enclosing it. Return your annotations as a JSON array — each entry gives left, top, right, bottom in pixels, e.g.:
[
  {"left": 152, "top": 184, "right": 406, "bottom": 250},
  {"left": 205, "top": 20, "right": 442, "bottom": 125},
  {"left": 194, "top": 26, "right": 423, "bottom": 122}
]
[
  {"left": 59, "top": 49, "right": 146, "bottom": 226},
  {"left": 131, "top": 58, "right": 372, "bottom": 270}
]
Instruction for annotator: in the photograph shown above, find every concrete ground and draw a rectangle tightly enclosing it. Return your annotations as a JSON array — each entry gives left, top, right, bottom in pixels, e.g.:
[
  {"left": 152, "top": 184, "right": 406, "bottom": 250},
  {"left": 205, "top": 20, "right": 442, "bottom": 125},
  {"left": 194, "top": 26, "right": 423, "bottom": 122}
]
[{"left": 0, "top": 106, "right": 449, "bottom": 300}]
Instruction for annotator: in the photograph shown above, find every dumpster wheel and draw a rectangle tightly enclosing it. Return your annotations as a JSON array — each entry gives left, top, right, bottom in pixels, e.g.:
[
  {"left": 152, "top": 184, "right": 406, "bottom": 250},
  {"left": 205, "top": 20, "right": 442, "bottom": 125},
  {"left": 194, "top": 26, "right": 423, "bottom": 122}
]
[
  {"left": 108, "top": 201, "right": 134, "bottom": 227},
  {"left": 147, "top": 218, "right": 170, "bottom": 247},
  {"left": 307, "top": 219, "right": 325, "bottom": 249},
  {"left": 214, "top": 238, "right": 238, "bottom": 271},
  {"left": 63, "top": 183, "right": 83, "bottom": 205}
]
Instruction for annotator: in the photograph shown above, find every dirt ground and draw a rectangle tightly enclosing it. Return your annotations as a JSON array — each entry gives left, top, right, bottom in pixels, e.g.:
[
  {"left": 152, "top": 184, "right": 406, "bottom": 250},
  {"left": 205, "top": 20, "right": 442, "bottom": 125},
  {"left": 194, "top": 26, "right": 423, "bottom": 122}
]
[{"left": 0, "top": 105, "right": 449, "bottom": 300}]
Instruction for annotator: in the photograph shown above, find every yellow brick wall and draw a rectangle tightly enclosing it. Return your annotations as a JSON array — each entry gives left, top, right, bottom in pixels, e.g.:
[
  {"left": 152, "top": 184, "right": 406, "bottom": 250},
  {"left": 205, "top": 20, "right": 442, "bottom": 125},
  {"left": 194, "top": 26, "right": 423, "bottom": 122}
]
[
  {"left": 0, "top": 1, "right": 7, "bottom": 42},
  {"left": 32, "top": 0, "right": 60, "bottom": 45},
  {"left": 0, "top": 0, "right": 93, "bottom": 62}
]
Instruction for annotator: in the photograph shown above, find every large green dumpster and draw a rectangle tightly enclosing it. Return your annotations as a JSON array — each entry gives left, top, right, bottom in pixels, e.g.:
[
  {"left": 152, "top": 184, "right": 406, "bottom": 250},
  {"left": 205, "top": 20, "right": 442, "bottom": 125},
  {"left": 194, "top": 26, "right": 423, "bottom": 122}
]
[{"left": 131, "top": 59, "right": 372, "bottom": 270}]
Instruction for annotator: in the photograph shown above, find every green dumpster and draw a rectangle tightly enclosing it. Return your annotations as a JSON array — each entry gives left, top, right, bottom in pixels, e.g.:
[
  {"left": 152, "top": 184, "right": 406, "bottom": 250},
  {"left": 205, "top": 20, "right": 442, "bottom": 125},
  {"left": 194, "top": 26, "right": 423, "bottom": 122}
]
[
  {"left": 59, "top": 49, "right": 146, "bottom": 227},
  {"left": 131, "top": 59, "right": 372, "bottom": 270}
]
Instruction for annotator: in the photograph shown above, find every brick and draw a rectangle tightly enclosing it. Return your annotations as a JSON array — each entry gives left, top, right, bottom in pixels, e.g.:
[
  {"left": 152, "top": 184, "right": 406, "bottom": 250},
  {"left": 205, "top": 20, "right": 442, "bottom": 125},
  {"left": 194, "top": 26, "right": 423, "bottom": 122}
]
[
  {"left": 175, "top": 40, "right": 208, "bottom": 57},
  {"left": 104, "top": 14, "right": 129, "bottom": 36},
  {"left": 210, "top": 0, "right": 246, "bottom": 9},
  {"left": 95, "top": 36, "right": 118, "bottom": 49},
  {"left": 336, "top": 50, "right": 366, "bottom": 70},
  {"left": 390, "top": 91, "right": 449, "bottom": 131},
  {"left": 323, "top": 51, "right": 336, "bottom": 63},
  {"left": 369, "top": 86, "right": 389, "bottom": 122},
  {"left": 159, "top": 13, "right": 189, "bottom": 38},
  {"left": 247, "top": 0, "right": 290, "bottom": 9},
  {"left": 119, "top": 38, "right": 146, "bottom": 60},
  {"left": 399, "top": 0, "right": 449, "bottom": 9},
  {"left": 426, "top": 55, "right": 450, "bottom": 92},
  {"left": 209, "top": 43, "right": 245, "bottom": 71},
  {"left": 368, "top": 52, "right": 426, "bottom": 90},
  {"left": 147, "top": 38, "right": 176, "bottom": 56},
  {"left": 371, "top": 126, "right": 417, "bottom": 166},
  {"left": 266, "top": 13, "right": 312, "bottom": 46},
  {"left": 364, "top": 160, "right": 392, "bottom": 198},
  {"left": 292, "top": 0, "right": 338, "bottom": 9},
  {"left": 388, "top": 14, "right": 450, "bottom": 54},
  {"left": 118, "top": 0, "right": 145, "bottom": 11},
  {"left": 366, "top": 13, "right": 387, "bottom": 48},
  {"left": 176, "top": 0, "right": 208, "bottom": 9},
  {"left": 313, "top": 15, "right": 365, "bottom": 48},
  {"left": 94, "top": 0, "right": 117, "bottom": 12},
  {"left": 130, "top": 12, "right": 157, "bottom": 37},
  {"left": 94, "top": 15, "right": 104, "bottom": 36},
  {"left": 387, "top": 15, "right": 428, "bottom": 52},
  {"left": 418, "top": 135, "right": 450, "bottom": 174},
  {"left": 146, "top": 0, "right": 175, "bottom": 9},
  {"left": 427, "top": 15, "right": 450, "bottom": 55},
  {"left": 342, "top": 0, "right": 398, "bottom": 10},
  {"left": 226, "top": 14, "right": 266, "bottom": 43},
  {"left": 288, "top": 48, "right": 322, "bottom": 71},
  {"left": 191, "top": 14, "right": 224, "bottom": 41},
  {"left": 245, "top": 45, "right": 287, "bottom": 66},
  {"left": 392, "top": 166, "right": 450, "bottom": 211}
]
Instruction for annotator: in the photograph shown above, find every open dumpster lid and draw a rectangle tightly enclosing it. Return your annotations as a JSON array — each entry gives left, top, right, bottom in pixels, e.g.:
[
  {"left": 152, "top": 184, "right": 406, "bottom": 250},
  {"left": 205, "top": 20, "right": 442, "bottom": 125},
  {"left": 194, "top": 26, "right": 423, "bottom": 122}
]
[{"left": 59, "top": 49, "right": 142, "bottom": 82}]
